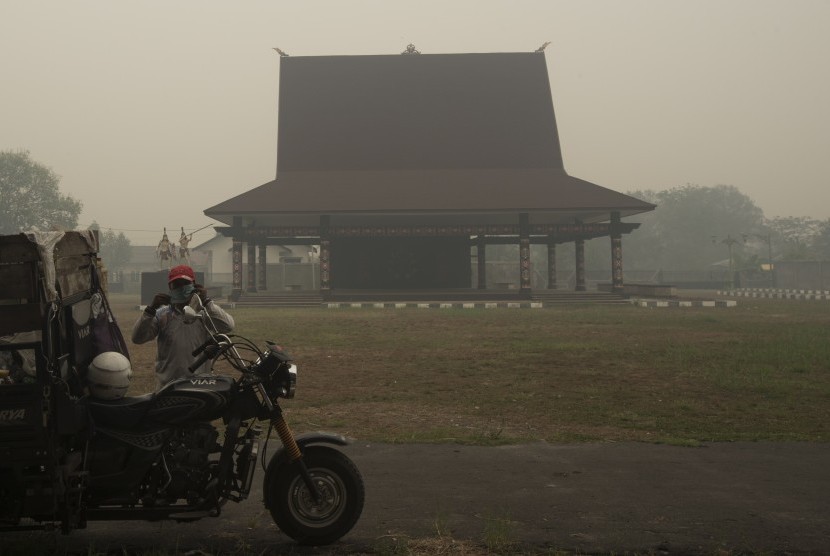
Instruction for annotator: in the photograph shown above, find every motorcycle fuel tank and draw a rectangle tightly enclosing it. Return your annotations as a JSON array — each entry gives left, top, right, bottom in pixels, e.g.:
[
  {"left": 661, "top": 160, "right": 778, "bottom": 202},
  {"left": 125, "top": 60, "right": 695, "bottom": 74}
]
[{"left": 148, "top": 375, "right": 236, "bottom": 425}]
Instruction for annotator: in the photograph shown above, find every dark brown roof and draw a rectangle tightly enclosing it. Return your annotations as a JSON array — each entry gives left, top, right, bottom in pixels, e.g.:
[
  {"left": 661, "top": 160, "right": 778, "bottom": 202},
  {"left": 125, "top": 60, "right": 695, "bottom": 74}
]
[
  {"left": 276, "top": 52, "right": 563, "bottom": 172},
  {"left": 206, "top": 52, "right": 654, "bottom": 225}
]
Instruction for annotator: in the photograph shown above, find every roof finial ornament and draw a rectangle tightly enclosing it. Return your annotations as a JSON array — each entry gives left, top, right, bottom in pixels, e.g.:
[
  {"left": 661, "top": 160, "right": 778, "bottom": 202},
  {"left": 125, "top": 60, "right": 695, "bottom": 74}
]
[
  {"left": 272, "top": 47, "right": 289, "bottom": 57},
  {"left": 401, "top": 44, "right": 421, "bottom": 55},
  {"left": 535, "top": 41, "right": 551, "bottom": 52}
]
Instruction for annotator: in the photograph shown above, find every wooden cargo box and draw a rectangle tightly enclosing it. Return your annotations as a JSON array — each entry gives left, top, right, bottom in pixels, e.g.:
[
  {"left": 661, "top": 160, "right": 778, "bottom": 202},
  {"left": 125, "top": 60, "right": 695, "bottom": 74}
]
[{"left": 0, "top": 231, "right": 99, "bottom": 337}]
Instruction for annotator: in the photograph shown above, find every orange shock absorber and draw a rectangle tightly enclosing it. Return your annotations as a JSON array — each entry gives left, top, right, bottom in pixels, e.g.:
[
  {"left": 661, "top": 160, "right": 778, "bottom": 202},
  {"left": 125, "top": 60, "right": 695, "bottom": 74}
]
[
  {"left": 274, "top": 416, "right": 303, "bottom": 461},
  {"left": 273, "top": 415, "right": 322, "bottom": 502}
]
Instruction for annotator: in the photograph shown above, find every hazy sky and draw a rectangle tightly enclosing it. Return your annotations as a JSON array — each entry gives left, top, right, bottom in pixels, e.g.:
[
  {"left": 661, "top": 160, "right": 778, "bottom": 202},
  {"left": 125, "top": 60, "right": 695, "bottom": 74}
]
[{"left": 3, "top": 0, "right": 829, "bottom": 245}]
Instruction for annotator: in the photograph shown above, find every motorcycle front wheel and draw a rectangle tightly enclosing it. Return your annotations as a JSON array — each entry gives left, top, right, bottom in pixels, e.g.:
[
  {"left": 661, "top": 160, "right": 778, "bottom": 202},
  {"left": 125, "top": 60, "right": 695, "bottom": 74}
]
[{"left": 266, "top": 445, "right": 365, "bottom": 546}]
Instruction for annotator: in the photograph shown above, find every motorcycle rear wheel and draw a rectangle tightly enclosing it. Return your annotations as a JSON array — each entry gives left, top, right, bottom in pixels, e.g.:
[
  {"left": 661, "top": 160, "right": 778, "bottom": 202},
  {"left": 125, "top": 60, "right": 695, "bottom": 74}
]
[{"left": 266, "top": 445, "right": 364, "bottom": 546}]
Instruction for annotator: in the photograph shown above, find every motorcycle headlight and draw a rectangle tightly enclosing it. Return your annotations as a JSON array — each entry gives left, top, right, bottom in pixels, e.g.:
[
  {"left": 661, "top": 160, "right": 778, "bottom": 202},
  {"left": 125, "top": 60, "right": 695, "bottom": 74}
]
[
  {"left": 283, "top": 364, "right": 298, "bottom": 399},
  {"left": 252, "top": 350, "right": 281, "bottom": 376},
  {"left": 252, "top": 349, "right": 297, "bottom": 399}
]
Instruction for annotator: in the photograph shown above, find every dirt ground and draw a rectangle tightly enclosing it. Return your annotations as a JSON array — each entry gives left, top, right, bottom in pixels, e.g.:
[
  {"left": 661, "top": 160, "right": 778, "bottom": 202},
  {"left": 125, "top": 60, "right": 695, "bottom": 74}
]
[{"left": 6, "top": 441, "right": 829, "bottom": 555}]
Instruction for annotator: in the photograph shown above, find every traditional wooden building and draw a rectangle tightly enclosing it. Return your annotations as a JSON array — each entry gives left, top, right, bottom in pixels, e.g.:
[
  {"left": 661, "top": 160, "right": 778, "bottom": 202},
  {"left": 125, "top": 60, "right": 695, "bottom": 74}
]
[{"left": 205, "top": 51, "right": 655, "bottom": 300}]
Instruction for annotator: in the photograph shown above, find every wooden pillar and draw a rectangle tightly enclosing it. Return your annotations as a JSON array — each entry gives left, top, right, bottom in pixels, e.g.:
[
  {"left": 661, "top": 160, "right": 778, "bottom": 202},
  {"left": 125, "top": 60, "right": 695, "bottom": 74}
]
[
  {"left": 258, "top": 243, "right": 267, "bottom": 291},
  {"left": 547, "top": 235, "right": 557, "bottom": 290},
  {"left": 319, "top": 215, "right": 331, "bottom": 297},
  {"left": 246, "top": 243, "right": 257, "bottom": 293},
  {"left": 231, "top": 239, "right": 243, "bottom": 300},
  {"left": 610, "top": 212, "right": 624, "bottom": 294},
  {"left": 477, "top": 236, "right": 486, "bottom": 289},
  {"left": 519, "top": 213, "right": 531, "bottom": 296},
  {"left": 575, "top": 238, "right": 586, "bottom": 291}
]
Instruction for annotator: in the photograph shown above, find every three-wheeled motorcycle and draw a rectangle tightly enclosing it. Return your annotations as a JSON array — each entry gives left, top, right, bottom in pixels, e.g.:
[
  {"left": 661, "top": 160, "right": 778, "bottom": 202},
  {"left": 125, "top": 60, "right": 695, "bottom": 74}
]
[{"left": 0, "top": 231, "right": 364, "bottom": 546}]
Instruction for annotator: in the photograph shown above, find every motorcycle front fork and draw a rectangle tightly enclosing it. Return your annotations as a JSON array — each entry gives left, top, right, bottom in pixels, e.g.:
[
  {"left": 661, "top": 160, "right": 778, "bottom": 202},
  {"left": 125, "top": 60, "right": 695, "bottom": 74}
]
[{"left": 272, "top": 415, "right": 322, "bottom": 503}]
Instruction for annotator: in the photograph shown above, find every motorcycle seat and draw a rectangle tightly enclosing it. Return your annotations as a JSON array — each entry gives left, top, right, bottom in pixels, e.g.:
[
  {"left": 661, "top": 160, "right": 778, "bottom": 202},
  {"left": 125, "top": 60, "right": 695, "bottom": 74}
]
[{"left": 88, "top": 392, "right": 156, "bottom": 429}]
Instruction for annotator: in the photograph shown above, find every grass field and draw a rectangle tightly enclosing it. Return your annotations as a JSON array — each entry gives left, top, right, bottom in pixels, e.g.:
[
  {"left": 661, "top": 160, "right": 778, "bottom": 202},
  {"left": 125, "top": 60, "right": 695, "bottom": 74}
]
[{"left": 111, "top": 294, "right": 830, "bottom": 447}]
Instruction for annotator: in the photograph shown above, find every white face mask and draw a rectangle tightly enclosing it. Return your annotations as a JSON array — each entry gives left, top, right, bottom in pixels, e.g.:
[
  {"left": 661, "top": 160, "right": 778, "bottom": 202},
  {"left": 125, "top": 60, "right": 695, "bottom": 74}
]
[{"left": 170, "top": 283, "right": 195, "bottom": 304}]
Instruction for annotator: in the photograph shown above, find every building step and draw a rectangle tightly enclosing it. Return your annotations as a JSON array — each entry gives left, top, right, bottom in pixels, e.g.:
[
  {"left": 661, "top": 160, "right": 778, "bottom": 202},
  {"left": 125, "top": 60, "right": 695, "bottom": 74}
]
[{"left": 231, "top": 292, "right": 323, "bottom": 308}]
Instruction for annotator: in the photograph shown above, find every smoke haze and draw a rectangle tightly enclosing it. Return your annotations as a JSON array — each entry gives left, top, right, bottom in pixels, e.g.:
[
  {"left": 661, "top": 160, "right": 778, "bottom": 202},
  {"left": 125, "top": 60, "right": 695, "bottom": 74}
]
[{"left": 2, "top": 0, "right": 828, "bottom": 244}]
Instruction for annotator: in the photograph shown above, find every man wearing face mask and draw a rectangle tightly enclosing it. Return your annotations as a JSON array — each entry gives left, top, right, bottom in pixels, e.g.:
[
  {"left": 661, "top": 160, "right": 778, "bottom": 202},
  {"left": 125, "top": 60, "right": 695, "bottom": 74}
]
[{"left": 132, "top": 264, "right": 235, "bottom": 389}]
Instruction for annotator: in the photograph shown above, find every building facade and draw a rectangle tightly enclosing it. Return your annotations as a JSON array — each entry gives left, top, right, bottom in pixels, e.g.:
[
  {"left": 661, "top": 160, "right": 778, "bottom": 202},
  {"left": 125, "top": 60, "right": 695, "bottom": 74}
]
[{"left": 205, "top": 51, "right": 654, "bottom": 300}]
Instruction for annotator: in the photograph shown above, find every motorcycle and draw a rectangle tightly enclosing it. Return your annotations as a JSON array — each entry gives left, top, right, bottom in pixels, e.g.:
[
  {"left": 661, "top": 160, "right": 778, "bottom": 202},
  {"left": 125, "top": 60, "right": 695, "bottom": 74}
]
[{"left": 0, "top": 294, "right": 364, "bottom": 546}]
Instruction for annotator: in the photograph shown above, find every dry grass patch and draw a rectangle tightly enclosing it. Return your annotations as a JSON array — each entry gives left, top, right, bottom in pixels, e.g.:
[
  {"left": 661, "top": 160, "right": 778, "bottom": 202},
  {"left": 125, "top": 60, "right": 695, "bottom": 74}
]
[{"left": 108, "top": 295, "right": 830, "bottom": 445}]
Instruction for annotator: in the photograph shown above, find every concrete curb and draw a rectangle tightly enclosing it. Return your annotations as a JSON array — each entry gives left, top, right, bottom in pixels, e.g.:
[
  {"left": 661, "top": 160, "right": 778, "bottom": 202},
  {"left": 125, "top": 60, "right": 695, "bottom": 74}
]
[
  {"left": 718, "top": 289, "right": 830, "bottom": 300},
  {"left": 632, "top": 299, "right": 737, "bottom": 308},
  {"left": 325, "top": 301, "right": 547, "bottom": 309},
  {"left": 323, "top": 299, "right": 736, "bottom": 309}
]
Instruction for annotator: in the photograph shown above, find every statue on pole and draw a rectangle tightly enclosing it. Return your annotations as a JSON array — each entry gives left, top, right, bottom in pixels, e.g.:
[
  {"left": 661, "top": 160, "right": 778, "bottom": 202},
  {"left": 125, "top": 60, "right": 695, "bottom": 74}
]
[
  {"left": 178, "top": 227, "right": 193, "bottom": 264},
  {"left": 156, "top": 228, "right": 175, "bottom": 270}
]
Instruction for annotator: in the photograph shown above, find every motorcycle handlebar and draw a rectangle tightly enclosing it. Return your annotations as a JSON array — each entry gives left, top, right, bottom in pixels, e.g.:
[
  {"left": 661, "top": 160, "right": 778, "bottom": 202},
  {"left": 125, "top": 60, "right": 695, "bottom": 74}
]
[
  {"left": 187, "top": 334, "right": 244, "bottom": 375},
  {"left": 192, "top": 338, "right": 214, "bottom": 358},
  {"left": 188, "top": 343, "right": 223, "bottom": 373},
  {"left": 188, "top": 349, "right": 212, "bottom": 373}
]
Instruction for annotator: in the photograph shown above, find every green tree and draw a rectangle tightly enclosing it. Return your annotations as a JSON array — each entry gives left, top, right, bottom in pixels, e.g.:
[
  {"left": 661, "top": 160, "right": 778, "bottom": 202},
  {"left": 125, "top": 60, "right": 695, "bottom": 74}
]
[
  {"left": 484, "top": 184, "right": 768, "bottom": 275},
  {"left": 88, "top": 221, "right": 132, "bottom": 270},
  {"left": 0, "top": 150, "right": 82, "bottom": 234},
  {"left": 810, "top": 219, "right": 830, "bottom": 260},
  {"left": 765, "top": 216, "right": 821, "bottom": 260},
  {"left": 620, "top": 184, "right": 765, "bottom": 271}
]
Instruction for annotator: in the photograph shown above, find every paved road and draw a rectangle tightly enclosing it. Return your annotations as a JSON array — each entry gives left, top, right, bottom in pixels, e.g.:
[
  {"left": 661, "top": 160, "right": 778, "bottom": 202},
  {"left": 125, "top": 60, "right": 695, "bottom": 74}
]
[{"left": 6, "top": 442, "right": 829, "bottom": 554}]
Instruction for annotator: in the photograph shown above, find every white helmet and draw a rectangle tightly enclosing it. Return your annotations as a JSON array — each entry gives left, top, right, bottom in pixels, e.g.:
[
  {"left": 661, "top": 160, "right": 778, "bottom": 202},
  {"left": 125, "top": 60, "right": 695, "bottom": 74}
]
[{"left": 86, "top": 352, "right": 132, "bottom": 400}]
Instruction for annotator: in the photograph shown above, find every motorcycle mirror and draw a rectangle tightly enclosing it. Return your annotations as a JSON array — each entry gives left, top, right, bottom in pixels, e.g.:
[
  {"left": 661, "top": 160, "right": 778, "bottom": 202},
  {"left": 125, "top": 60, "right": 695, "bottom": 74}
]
[
  {"left": 188, "top": 293, "right": 204, "bottom": 312},
  {"left": 182, "top": 305, "right": 202, "bottom": 324},
  {"left": 184, "top": 290, "right": 221, "bottom": 335}
]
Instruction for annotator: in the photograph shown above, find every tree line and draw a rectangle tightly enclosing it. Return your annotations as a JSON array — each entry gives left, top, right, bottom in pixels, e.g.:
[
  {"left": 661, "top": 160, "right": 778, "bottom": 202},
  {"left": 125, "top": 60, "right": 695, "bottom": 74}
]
[
  {"left": 498, "top": 184, "right": 830, "bottom": 273},
  {"left": 0, "top": 150, "right": 131, "bottom": 268},
  {"left": 2, "top": 150, "right": 829, "bottom": 272},
  {"left": 608, "top": 184, "right": 830, "bottom": 271}
]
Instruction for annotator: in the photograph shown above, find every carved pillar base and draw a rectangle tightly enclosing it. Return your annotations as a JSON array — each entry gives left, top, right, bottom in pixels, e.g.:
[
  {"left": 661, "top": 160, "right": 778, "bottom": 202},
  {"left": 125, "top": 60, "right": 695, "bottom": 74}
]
[
  {"left": 477, "top": 237, "right": 486, "bottom": 289},
  {"left": 231, "top": 240, "right": 243, "bottom": 300},
  {"left": 246, "top": 243, "right": 257, "bottom": 293},
  {"left": 547, "top": 236, "right": 557, "bottom": 290},
  {"left": 319, "top": 239, "right": 331, "bottom": 297},
  {"left": 611, "top": 235, "right": 623, "bottom": 294},
  {"left": 575, "top": 239, "right": 586, "bottom": 292},
  {"left": 519, "top": 213, "right": 531, "bottom": 297},
  {"left": 319, "top": 216, "right": 331, "bottom": 299},
  {"left": 258, "top": 243, "right": 267, "bottom": 291},
  {"left": 520, "top": 237, "right": 531, "bottom": 295},
  {"left": 610, "top": 212, "right": 624, "bottom": 294}
]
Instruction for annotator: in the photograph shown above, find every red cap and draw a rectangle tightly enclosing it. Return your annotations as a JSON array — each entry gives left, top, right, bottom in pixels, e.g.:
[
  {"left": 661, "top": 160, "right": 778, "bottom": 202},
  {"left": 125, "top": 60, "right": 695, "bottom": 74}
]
[{"left": 168, "top": 265, "right": 195, "bottom": 284}]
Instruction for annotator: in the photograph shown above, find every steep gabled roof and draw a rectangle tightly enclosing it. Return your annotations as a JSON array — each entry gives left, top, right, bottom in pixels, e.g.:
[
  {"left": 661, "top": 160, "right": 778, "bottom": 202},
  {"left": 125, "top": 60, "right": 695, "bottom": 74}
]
[
  {"left": 205, "top": 52, "right": 654, "bottom": 225},
  {"left": 276, "top": 52, "right": 563, "bottom": 172}
]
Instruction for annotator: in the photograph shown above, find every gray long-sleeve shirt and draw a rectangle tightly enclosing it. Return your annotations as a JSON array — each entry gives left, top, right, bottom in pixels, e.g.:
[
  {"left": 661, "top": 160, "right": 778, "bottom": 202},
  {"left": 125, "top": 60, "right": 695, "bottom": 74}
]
[{"left": 131, "top": 301, "right": 235, "bottom": 389}]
